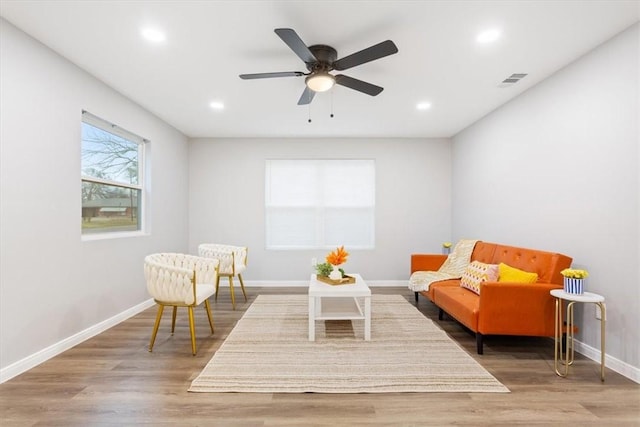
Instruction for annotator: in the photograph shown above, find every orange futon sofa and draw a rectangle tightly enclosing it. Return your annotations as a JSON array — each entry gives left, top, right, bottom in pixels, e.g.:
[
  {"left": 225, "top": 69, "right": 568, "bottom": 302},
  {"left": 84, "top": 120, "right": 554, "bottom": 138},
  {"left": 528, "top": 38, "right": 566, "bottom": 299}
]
[{"left": 411, "top": 241, "right": 572, "bottom": 354}]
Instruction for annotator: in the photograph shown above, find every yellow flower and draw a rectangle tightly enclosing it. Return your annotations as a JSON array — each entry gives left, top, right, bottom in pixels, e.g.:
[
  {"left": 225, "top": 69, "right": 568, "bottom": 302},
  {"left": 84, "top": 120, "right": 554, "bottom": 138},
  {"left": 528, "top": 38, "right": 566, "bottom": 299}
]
[
  {"left": 442, "top": 242, "right": 452, "bottom": 248},
  {"left": 561, "top": 268, "right": 589, "bottom": 279}
]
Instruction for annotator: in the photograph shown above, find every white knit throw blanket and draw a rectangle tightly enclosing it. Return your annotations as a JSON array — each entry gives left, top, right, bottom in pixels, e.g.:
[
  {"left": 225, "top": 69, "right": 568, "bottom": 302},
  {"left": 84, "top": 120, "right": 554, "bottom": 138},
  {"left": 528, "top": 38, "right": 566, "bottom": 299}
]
[{"left": 408, "top": 239, "right": 479, "bottom": 292}]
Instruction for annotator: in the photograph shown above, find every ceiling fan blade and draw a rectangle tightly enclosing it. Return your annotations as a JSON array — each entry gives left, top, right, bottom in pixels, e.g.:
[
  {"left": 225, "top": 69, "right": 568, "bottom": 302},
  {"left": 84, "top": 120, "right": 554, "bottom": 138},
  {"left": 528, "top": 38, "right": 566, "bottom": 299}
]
[
  {"left": 274, "top": 28, "right": 317, "bottom": 64},
  {"left": 333, "top": 40, "right": 398, "bottom": 71},
  {"left": 334, "top": 74, "right": 383, "bottom": 96},
  {"left": 297, "top": 86, "right": 316, "bottom": 105},
  {"left": 239, "top": 71, "right": 305, "bottom": 79}
]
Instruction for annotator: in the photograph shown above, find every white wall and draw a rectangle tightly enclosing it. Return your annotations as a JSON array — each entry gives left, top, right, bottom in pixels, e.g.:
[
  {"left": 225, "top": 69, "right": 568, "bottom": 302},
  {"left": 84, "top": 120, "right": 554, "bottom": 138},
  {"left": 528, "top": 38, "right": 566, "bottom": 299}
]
[
  {"left": 0, "top": 20, "right": 190, "bottom": 373},
  {"left": 452, "top": 24, "right": 639, "bottom": 372},
  {"left": 189, "top": 138, "right": 452, "bottom": 282}
]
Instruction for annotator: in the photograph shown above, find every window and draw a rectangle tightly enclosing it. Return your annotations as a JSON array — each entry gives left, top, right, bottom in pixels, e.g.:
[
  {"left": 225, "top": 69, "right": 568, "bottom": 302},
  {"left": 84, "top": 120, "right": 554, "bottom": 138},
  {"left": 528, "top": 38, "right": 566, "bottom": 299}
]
[
  {"left": 81, "top": 111, "right": 146, "bottom": 235},
  {"left": 265, "top": 159, "right": 375, "bottom": 249}
]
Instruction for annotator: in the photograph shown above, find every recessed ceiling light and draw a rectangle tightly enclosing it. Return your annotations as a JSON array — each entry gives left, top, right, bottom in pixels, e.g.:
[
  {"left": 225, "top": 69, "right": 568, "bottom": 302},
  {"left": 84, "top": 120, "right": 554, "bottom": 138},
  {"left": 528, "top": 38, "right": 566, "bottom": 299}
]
[
  {"left": 416, "top": 102, "right": 432, "bottom": 111},
  {"left": 209, "top": 101, "right": 225, "bottom": 110},
  {"left": 140, "top": 27, "right": 166, "bottom": 43},
  {"left": 476, "top": 29, "right": 501, "bottom": 44}
]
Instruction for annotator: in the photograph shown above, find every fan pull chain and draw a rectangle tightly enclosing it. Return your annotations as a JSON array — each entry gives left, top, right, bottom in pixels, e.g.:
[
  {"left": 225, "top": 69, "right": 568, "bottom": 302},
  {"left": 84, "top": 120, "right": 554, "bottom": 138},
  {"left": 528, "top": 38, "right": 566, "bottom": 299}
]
[
  {"left": 308, "top": 104, "right": 312, "bottom": 123},
  {"left": 330, "top": 90, "right": 334, "bottom": 118}
]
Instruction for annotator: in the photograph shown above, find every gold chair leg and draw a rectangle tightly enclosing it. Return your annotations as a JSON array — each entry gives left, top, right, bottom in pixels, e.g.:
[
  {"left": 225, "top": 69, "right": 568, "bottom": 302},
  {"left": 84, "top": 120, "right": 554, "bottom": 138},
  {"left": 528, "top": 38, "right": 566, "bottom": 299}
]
[
  {"left": 204, "top": 299, "right": 215, "bottom": 334},
  {"left": 238, "top": 274, "right": 248, "bottom": 302},
  {"left": 188, "top": 306, "right": 197, "bottom": 356},
  {"left": 214, "top": 275, "right": 221, "bottom": 302},
  {"left": 171, "top": 306, "right": 177, "bottom": 334},
  {"left": 229, "top": 276, "right": 236, "bottom": 310},
  {"left": 149, "top": 304, "right": 164, "bottom": 352}
]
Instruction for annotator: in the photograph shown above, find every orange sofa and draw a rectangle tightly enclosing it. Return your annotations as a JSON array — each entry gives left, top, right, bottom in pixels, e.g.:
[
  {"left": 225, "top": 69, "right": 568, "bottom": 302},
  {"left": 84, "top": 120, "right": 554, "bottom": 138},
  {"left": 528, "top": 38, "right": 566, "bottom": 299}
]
[{"left": 411, "top": 241, "right": 572, "bottom": 354}]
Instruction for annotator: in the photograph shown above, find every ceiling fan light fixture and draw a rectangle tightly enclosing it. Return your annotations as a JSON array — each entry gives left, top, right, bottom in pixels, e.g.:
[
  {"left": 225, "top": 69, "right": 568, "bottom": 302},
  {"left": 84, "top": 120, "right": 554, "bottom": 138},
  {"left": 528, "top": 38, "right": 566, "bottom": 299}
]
[{"left": 305, "top": 72, "right": 335, "bottom": 92}]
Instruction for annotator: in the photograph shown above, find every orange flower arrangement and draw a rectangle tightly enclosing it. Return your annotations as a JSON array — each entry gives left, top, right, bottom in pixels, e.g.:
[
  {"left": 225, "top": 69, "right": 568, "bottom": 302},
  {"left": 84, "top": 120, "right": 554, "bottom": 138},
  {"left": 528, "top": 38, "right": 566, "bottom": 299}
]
[{"left": 326, "top": 246, "right": 349, "bottom": 266}]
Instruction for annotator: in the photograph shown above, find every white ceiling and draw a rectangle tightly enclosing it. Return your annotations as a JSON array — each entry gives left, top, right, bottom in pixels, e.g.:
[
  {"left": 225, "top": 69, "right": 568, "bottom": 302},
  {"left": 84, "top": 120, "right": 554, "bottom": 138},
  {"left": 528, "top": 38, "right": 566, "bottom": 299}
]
[{"left": 1, "top": 1, "right": 638, "bottom": 138}]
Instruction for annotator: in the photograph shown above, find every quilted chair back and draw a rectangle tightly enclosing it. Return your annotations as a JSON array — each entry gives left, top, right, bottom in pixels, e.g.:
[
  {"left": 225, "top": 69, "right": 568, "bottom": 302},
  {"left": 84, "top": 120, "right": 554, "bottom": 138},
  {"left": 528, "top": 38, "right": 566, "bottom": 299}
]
[
  {"left": 144, "top": 253, "right": 219, "bottom": 305},
  {"left": 198, "top": 244, "right": 247, "bottom": 276}
]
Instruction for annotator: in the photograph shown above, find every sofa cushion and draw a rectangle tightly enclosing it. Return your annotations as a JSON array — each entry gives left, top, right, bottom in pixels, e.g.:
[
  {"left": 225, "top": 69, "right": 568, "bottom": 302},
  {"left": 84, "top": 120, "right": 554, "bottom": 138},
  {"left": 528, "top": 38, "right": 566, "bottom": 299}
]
[
  {"left": 469, "top": 241, "right": 497, "bottom": 264},
  {"left": 460, "top": 261, "right": 499, "bottom": 295},
  {"left": 419, "top": 279, "right": 459, "bottom": 302},
  {"left": 433, "top": 286, "right": 480, "bottom": 331},
  {"left": 490, "top": 244, "right": 570, "bottom": 284},
  {"left": 498, "top": 263, "right": 538, "bottom": 283}
]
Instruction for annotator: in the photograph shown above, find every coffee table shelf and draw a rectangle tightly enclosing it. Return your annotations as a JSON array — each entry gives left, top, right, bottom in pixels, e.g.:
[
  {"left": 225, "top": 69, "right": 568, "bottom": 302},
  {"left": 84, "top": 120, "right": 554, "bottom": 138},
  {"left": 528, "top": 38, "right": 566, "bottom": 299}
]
[
  {"left": 314, "top": 297, "right": 365, "bottom": 320},
  {"left": 308, "top": 273, "right": 371, "bottom": 341}
]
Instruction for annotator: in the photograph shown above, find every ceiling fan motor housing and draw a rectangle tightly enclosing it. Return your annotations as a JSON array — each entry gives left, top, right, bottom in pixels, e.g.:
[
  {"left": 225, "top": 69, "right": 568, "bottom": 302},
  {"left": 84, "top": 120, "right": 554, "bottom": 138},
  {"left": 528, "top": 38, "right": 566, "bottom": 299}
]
[{"left": 306, "top": 45, "right": 337, "bottom": 72}]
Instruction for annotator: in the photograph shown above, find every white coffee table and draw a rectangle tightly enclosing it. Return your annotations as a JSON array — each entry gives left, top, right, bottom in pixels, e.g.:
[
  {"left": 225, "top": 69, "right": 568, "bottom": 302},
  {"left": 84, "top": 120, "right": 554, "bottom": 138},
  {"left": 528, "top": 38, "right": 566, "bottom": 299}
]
[{"left": 308, "top": 273, "right": 371, "bottom": 341}]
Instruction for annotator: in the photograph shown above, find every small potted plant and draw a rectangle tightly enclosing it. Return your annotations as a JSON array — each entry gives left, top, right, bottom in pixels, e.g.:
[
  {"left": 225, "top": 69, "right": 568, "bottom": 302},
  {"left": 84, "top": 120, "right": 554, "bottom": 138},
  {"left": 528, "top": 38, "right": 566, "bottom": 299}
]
[
  {"left": 442, "top": 242, "right": 452, "bottom": 255},
  {"left": 314, "top": 262, "right": 333, "bottom": 278},
  {"left": 561, "top": 268, "right": 588, "bottom": 294}
]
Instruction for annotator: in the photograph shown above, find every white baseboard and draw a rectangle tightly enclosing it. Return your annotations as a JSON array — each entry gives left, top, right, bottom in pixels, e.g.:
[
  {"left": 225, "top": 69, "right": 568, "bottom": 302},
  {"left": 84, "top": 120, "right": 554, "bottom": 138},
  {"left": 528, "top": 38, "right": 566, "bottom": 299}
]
[
  {"left": 0, "top": 298, "right": 155, "bottom": 384},
  {"left": 243, "top": 280, "right": 407, "bottom": 287},
  {"left": 574, "top": 339, "right": 640, "bottom": 384},
  {"left": 244, "top": 280, "right": 309, "bottom": 287}
]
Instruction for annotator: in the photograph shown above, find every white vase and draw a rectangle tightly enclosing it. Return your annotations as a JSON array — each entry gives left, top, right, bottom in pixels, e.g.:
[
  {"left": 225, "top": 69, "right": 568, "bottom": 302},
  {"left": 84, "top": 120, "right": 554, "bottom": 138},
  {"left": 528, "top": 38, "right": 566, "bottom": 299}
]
[{"left": 329, "top": 266, "right": 342, "bottom": 280}]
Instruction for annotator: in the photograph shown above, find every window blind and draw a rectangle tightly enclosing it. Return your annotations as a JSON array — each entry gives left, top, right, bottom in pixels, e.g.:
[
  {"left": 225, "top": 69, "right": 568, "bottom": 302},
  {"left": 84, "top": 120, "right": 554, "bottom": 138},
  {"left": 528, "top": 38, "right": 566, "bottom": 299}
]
[{"left": 265, "top": 159, "right": 375, "bottom": 249}]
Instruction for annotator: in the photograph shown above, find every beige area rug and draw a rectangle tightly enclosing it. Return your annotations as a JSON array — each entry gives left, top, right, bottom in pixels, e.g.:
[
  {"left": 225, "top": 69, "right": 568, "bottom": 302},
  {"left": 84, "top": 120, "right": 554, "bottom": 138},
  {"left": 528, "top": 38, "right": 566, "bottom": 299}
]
[{"left": 189, "top": 294, "right": 509, "bottom": 393}]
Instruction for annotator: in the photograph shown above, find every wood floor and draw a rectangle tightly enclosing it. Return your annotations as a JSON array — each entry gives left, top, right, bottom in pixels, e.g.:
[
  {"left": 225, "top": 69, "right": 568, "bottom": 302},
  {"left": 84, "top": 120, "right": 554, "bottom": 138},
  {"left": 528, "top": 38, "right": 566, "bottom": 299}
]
[{"left": 1, "top": 287, "right": 639, "bottom": 426}]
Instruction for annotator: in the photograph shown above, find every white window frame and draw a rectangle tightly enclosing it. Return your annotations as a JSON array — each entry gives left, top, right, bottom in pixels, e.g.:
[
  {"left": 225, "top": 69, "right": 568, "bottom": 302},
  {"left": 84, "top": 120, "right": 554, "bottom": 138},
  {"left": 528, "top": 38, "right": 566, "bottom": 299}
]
[
  {"left": 81, "top": 111, "right": 147, "bottom": 239},
  {"left": 265, "top": 159, "right": 375, "bottom": 250}
]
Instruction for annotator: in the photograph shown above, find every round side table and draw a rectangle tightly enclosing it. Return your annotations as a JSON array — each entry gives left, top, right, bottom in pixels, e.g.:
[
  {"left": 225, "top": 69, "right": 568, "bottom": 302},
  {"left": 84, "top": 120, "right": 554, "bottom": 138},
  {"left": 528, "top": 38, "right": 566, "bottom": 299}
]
[{"left": 550, "top": 289, "right": 606, "bottom": 381}]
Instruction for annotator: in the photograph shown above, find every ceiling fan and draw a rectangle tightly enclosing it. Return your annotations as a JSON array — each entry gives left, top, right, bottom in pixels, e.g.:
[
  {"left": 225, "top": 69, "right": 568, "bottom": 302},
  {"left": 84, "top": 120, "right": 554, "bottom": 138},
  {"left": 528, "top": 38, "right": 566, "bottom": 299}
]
[{"left": 239, "top": 28, "right": 399, "bottom": 105}]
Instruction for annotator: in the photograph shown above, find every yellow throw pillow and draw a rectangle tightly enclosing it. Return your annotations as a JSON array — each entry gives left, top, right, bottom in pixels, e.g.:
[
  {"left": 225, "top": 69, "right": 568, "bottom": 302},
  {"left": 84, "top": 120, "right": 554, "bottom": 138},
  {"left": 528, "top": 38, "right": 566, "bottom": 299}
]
[{"left": 498, "top": 263, "right": 538, "bottom": 283}]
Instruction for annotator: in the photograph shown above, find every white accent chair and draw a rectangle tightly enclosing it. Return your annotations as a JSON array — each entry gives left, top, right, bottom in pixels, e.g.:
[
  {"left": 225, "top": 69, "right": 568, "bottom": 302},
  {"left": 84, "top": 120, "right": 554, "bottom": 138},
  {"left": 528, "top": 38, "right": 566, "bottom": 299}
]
[
  {"left": 198, "top": 244, "right": 248, "bottom": 310},
  {"left": 144, "top": 253, "right": 219, "bottom": 355}
]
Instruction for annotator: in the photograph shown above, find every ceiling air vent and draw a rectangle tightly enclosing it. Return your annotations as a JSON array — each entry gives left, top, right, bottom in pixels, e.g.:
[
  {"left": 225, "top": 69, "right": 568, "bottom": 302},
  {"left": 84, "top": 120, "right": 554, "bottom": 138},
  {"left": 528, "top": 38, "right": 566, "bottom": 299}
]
[{"left": 498, "top": 73, "right": 527, "bottom": 88}]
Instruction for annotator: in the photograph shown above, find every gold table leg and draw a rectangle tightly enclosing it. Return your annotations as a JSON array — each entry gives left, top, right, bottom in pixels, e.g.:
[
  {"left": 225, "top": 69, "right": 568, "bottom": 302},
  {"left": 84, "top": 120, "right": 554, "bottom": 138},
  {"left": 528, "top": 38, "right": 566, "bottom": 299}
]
[
  {"left": 554, "top": 299, "right": 574, "bottom": 377},
  {"left": 554, "top": 297, "right": 606, "bottom": 381},
  {"left": 597, "top": 301, "right": 606, "bottom": 381}
]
